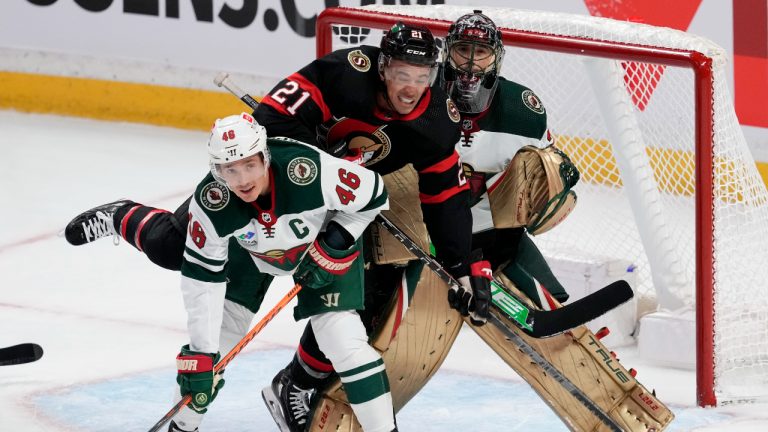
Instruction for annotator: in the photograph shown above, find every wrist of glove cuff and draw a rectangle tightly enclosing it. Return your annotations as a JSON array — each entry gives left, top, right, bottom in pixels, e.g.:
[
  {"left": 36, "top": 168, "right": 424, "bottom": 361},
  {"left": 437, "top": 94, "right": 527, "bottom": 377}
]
[
  {"left": 295, "top": 237, "right": 360, "bottom": 289},
  {"left": 447, "top": 251, "right": 492, "bottom": 326},
  {"left": 176, "top": 345, "right": 224, "bottom": 413}
]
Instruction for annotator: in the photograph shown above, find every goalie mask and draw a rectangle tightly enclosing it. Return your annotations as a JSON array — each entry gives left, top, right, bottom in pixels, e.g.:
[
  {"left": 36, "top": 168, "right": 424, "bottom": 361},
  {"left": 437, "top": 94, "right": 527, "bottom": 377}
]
[
  {"left": 442, "top": 10, "right": 505, "bottom": 114},
  {"left": 378, "top": 22, "right": 440, "bottom": 86},
  {"left": 208, "top": 112, "right": 270, "bottom": 187}
]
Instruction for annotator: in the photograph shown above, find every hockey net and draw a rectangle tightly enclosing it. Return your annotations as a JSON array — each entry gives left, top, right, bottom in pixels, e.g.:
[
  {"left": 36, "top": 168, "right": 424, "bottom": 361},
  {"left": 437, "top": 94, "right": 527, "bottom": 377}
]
[{"left": 317, "top": 5, "right": 768, "bottom": 407}]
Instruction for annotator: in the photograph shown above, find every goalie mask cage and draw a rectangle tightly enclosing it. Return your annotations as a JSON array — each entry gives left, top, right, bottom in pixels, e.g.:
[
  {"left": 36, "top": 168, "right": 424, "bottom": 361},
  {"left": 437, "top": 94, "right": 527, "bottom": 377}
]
[{"left": 317, "top": 5, "right": 768, "bottom": 407}]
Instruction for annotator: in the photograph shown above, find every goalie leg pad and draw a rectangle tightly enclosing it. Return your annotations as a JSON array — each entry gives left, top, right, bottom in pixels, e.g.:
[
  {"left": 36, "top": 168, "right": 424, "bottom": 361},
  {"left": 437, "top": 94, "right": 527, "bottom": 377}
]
[
  {"left": 307, "top": 261, "right": 462, "bottom": 431},
  {"left": 370, "top": 166, "right": 430, "bottom": 265},
  {"left": 470, "top": 272, "right": 673, "bottom": 431},
  {"left": 488, "top": 145, "right": 579, "bottom": 235}
]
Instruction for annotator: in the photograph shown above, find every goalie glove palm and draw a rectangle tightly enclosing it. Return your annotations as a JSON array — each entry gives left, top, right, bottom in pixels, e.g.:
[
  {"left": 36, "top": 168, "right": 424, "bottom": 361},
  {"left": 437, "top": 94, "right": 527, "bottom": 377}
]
[
  {"left": 176, "top": 345, "right": 225, "bottom": 413},
  {"left": 448, "top": 252, "right": 492, "bottom": 326}
]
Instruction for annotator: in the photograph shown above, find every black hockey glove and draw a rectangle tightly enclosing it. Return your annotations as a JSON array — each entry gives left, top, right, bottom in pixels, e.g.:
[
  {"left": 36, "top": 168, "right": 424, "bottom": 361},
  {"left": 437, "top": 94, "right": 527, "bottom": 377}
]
[
  {"left": 316, "top": 120, "right": 349, "bottom": 158},
  {"left": 448, "top": 251, "right": 493, "bottom": 326}
]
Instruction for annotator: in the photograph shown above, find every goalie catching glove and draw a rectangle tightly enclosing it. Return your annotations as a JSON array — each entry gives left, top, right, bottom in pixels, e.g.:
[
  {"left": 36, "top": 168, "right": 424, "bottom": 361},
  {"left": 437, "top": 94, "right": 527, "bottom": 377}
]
[
  {"left": 448, "top": 250, "right": 493, "bottom": 326},
  {"left": 294, "top": 223, "right": 360, "bottom": 289},
  {"left": 488, "top": 144, "right": 579, "bottom": 235},
  {"left": 176, "top": 345, "right": 225, "bottom": 413}
]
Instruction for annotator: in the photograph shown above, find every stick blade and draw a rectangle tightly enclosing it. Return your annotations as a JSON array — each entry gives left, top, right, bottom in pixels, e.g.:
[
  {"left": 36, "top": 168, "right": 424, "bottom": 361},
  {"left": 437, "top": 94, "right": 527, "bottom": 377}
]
[
  {"left": 532, "top": 280, "right": 634, "bottom": 337},
  {"left": 0, "top": 343, "right": 44, "bottom": 366}
]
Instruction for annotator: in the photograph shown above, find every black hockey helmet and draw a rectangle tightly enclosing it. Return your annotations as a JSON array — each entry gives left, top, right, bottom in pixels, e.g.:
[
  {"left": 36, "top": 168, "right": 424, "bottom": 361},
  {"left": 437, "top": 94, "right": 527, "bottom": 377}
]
[
  {"left": 378, "top": 22, "right": 440, "bottom": 85},
  {"left": 442, "top": 10, "right": 505, "bottom": 113}
]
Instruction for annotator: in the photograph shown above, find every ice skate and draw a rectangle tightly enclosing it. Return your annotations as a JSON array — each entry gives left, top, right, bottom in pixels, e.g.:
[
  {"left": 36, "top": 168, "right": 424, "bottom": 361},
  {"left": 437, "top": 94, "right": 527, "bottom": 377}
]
[
  {"left": 63, "top": 199, "right": 132, "bottom": 246},
  {"left": 262, "top": 368, "right": 315, "bottom": 432}
]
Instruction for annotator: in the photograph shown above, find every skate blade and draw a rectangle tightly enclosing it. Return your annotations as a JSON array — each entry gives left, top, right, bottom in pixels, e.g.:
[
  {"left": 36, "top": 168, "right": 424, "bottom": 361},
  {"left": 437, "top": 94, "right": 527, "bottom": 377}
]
[{"left": 261, "top": 386, "right": 291, "bottom": 432}]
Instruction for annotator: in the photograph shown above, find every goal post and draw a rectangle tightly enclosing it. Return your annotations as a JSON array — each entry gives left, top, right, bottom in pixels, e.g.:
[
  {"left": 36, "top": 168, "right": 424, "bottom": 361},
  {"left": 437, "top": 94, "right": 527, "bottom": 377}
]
[{"left": 316, "top": 5, "right": 768, "bottom": 408}]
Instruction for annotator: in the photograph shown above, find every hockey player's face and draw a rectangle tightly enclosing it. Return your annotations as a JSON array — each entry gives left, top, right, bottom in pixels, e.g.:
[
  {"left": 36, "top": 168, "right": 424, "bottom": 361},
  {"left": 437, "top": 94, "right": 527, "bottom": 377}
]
[
  {"left": 217, "top": 154, "right": 269, "bottom": 202},
  {"left": 449, "top": 42, "right": 495, "bottom": 73},
  {"left": 382, "top": 60, "right": 433, "bottom": 114}
]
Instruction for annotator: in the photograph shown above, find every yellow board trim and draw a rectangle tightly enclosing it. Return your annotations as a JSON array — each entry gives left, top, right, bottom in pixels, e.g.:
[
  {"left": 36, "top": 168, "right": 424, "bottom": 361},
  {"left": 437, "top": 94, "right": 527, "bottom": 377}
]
[
  {"left": 0, "top": 71, "right": 254, "bottom": 131},
  {"left": 557, "top": 135, "right": 768, "bottom": 200},
  {"left": 3, "top": 71, "right": 768, "bottom": 190}
]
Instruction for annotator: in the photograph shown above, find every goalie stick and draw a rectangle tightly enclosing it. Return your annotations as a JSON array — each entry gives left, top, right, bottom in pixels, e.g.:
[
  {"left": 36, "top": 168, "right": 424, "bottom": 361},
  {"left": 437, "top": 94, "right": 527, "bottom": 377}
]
[
  {"left": 375, "top": 214, "right": 633, "bottom": 338},
  {"left": 375, "top": 215, "right": 628, "bottom": 431},
  {"left": 0, "top": 343, "right": 43, "bottom": 366}
]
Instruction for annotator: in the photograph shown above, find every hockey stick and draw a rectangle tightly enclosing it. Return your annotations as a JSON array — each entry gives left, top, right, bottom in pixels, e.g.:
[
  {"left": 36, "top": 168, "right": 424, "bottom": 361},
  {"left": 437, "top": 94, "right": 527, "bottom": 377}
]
[
  {"left": 147, "top": 283, "right": 302, "bottom": 432},
  {"left": 375, "top": 215, "right": 624, "bottom": 431},
  {"left": 0, "top": 343, "right": 43, "bottom": 366},
  {"left": 375, "top": 214, "right": 632, "bottom": 338},
  {"left": 214, "top": 72, "right": 259, "bottom": 109}
]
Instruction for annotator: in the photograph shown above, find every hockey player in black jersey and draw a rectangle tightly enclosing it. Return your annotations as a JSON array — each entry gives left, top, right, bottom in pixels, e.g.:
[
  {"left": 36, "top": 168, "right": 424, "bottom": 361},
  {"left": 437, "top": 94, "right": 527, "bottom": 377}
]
[{"left": 64, "top": 22, "right": 491, "bottom": 432}]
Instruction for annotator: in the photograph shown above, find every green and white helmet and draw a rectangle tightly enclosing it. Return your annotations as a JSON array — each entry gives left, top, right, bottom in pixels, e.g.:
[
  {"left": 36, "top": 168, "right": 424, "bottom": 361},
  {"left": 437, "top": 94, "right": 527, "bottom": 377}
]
[{"left": 207, "top": 112, "right": 270, "bottom": 182}]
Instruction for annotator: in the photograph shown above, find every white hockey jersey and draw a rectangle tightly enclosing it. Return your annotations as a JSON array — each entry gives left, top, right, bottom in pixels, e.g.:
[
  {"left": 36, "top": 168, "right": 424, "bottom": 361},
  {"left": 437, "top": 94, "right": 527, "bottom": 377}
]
[{"left": 180, "top": 138, "right": 388, "bottom": 352}]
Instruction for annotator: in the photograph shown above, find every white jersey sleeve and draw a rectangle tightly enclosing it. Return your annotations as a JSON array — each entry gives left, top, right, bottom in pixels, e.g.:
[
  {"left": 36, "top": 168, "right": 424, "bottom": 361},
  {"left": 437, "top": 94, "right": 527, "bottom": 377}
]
[
  {"left": 319, "top": 152, "right": 389, "bottom": 241},
  {"left": 179, "top": 198, "right": 230, "bottom": 353}
]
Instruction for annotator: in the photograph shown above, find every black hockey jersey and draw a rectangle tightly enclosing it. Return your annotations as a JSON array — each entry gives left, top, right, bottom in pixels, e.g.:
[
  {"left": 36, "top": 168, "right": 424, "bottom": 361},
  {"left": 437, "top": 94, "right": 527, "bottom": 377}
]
[{"left": 255, "top": 45, "right": 472, "bottom": 276}]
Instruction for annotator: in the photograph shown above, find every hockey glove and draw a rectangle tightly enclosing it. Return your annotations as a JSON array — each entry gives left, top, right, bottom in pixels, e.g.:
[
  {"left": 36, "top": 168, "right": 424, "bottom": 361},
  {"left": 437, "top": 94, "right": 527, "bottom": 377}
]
[
  {"left": 448, "top": 251, "right": 492, "bottom": 326},
  {"left": 176, "top": 345, "right": 225, "bottom": 413},
  {"left": 294, "top": 236, "right": 360, "bottom": 289},
  {"left": 316, "top": 120, "right": 349, "bottom": 158}
]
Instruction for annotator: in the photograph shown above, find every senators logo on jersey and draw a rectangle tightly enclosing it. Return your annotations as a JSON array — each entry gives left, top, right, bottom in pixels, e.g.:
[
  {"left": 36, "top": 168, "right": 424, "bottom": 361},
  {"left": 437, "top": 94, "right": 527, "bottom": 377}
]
[
  {"left": 324, "top": 117, "right": 392, "bottom": 167},
  {"left": 347, "top": 50, "right": 371, "bottom": 72},
  {"left": 249, "top": 243, "right": 310, "bottom": 271}
]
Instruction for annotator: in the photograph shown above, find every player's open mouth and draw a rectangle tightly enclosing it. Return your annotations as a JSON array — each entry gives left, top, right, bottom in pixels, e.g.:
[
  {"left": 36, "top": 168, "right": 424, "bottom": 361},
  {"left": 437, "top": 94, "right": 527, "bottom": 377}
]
[
  {"left": 239, "top": 186, "right": 255, "bottom": 194},
  {"left": 398, "top": 95, "right": 415, "bottom": 105}
]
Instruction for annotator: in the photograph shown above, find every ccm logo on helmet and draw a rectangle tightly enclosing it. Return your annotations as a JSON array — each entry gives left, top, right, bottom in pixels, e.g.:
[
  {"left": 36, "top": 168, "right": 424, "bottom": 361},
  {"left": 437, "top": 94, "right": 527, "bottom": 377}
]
[{"left": 406, "top": 49, "right": 426, "bottom": 55}]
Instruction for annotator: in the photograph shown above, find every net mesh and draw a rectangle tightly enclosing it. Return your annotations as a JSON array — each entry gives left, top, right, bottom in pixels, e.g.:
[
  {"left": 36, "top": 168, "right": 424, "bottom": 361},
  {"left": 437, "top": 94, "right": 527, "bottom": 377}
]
[{"left": 321, "top": 5, "right": 768, "bottom": 404}]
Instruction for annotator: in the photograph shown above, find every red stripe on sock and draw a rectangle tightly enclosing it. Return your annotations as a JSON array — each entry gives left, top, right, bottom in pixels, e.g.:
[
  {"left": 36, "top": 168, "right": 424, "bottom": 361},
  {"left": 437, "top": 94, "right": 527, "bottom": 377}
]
[
  {"left": 134, "top": 209, "right": 168, "bottom": 252},
  {"left": 297, "top": 344, "right": 334, "bottom": 373},
  {"left": 119, "top": 205, "right": 142, "bottom": 241}
]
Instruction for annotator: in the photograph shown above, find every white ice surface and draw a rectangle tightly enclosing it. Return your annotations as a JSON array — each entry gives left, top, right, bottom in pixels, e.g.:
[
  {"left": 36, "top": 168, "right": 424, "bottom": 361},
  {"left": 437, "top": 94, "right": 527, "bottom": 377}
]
[{"left": 2, "top": 111, "right": 768, "bottom": 431}]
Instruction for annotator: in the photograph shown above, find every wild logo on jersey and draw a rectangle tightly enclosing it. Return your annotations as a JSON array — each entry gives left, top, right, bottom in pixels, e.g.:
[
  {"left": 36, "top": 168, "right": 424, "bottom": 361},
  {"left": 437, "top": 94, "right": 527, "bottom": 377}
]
[
  {"left": 324, "top": 117, "right": 391, "bottom": 167},
  {"left": 248, "top": 243, "right": 310, "bottom": 271}
]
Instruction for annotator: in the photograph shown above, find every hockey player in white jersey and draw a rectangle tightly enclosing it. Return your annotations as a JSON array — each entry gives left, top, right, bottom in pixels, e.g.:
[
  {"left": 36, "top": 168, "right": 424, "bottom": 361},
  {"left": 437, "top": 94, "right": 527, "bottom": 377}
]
[{"left": 170, "top": 113, "right": 395, "bottom": 432}]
